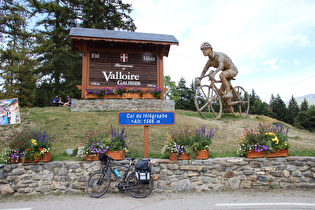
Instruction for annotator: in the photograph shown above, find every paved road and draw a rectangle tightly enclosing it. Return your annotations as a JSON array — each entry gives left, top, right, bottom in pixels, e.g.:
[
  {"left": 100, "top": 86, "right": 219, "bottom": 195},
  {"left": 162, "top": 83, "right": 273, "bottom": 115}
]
[{"left": 1, "top": 189, "right": 315, "bottom": 210}]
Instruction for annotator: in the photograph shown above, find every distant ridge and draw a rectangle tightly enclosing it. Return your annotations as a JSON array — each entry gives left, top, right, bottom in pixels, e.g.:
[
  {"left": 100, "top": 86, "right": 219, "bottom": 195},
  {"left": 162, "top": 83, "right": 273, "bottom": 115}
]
[{"left": 285, "top": 94, "right": 315, "bottom": 106}]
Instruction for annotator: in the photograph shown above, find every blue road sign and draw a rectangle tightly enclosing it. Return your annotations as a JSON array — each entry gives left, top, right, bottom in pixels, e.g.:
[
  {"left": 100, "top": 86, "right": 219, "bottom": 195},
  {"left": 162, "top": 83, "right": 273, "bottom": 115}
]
[{"left": 118, "top": 112, "right": 175, "bottom": 126}]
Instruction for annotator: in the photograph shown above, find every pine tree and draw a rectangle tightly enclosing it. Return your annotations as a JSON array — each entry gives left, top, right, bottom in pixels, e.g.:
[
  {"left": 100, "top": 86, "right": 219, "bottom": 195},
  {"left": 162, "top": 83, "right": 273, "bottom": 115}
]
[
  {"left": 300, "top": 98, "right": 309, "bottom": 111},
  {"left": 295, "top": 105, "right": 315, "bottom": 132},
  {"left": 270, "top": 94, "right": 289, "bottom": 123},
  {"left": 287, "top": 95, "right": 300, "bottom": 125},
  {"left": 76, "top": 0, "right": 136, "bottom": 31},
  {"left": 175, "top": 77, "right": 191, "bottom": 110},
  {"left": 164, "top": 75, "right": 179, "bottom": 101},
  {"left": 0, "top": 0, "right": 38, "bottom": 107},
  {"left": 29, "top": 0, "right": 137, "bottom": 106},
  {"left": 249, "top": 89, "right": 268, "bottom": 115}
]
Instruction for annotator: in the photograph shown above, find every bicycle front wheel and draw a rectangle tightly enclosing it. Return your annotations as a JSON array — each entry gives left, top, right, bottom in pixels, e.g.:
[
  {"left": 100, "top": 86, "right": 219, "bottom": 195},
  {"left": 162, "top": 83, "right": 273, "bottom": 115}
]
[
  {"left": 86, "top": 170, "right": 110, "bottom": 198},
  {"left": 195, "top": 85, "right": 223, "bottom": 119},
  {"left": 126, "top": 172, "right": 154, "bottom": 198}
]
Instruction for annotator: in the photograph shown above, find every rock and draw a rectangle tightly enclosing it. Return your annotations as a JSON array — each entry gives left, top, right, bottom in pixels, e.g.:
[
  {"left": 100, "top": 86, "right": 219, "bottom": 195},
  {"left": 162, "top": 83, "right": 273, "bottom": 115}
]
[
  {"left": 66, "top": 149, "right": 75, "bottom": 156},
  {"left": 171, "top": 179, "right": 193, "bottom": 192},
  {"left": 0, "top": 185, "right": 14, "bottom": 195}
]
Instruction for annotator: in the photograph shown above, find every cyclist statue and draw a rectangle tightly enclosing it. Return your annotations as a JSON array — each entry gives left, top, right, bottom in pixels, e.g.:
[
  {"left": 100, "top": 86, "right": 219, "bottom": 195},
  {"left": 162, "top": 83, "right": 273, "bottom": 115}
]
[{"left": 196, "top": 42, "right": 238, "bottom": 99}]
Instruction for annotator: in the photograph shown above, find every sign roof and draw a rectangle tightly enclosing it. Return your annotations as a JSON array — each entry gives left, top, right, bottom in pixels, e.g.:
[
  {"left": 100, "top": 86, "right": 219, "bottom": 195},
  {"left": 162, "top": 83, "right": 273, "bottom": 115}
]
[{"left": 70, "top": 28, "right": 179, "bottom": 45}]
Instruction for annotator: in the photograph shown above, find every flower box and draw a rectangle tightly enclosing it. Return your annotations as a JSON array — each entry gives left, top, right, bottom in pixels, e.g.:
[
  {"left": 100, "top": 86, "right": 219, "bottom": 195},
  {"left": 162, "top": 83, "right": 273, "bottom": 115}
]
[
  {"left": 85, "top": 153, "right": 100, "bottom": 161},
  {"left": 106, "top": 150, "right": 125, "bottom": 160},
  {"left": 169, "top": 152, "right": 190, "bottom": 160},
  {"left": 9, "top": 157, "right": 22, "bottom": 164},
  {"left": 122, "top": 93, "right": 156, "bottom": 99},
  {"left": 86, "top": 93, "right": 157, "bottom": 99},
  {"left": 41, "top": 152, "right": 52, "bottom": 162},
  {"left": 246, "top": 148, "right": 289, "bottom": 158},
  {"left": 195, "top": 150, "right": 209, "bottom": 159},
  {"left": 8, "top": 152, "right": 52, "bottom": 163}
]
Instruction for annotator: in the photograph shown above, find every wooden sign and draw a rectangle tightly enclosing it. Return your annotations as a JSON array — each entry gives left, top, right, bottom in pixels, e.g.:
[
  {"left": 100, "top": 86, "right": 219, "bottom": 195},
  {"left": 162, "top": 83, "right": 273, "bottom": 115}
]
[
  {"left": 89, "top": 51, "right": 158, "bottom": 88},
  {"left": 69, "top": 28, "right": 178, "bottom": 99}
]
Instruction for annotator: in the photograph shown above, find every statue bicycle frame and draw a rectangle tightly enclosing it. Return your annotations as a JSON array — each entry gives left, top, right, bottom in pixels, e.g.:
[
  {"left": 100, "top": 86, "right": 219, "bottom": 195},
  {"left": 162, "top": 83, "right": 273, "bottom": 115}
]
[{"left": 194, "top": 74, "right": 250, "bottom": 120}]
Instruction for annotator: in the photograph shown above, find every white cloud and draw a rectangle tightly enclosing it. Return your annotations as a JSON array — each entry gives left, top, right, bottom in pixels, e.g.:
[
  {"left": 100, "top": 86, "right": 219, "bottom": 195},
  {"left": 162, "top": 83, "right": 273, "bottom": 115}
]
[
  {"left": 261, "top": 58, "right": 279, "bottom": 71},
  {"left": 277, "top": 33, "right": 311, "bottom": 48}
]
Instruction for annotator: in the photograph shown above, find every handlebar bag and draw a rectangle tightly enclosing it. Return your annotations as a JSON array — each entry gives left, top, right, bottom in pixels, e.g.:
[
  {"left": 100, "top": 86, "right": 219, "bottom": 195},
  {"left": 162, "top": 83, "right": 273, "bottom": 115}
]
[{"left": 98, "top": 153, "right": 108, "bottom": 163}]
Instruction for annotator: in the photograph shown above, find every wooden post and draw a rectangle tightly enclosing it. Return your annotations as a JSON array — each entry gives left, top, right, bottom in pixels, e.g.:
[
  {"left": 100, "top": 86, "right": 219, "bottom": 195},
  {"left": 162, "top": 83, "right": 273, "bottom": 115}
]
[{"left": 144, "top": 126, "right": 149, "bottom": 158}]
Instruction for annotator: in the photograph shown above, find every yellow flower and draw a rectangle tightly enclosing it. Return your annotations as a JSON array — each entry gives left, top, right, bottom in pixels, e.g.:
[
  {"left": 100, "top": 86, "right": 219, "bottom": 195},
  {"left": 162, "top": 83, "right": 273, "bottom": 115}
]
[
  {"left": 265, "top": 132, "right": 279, "bottom": 144},
  {"left": 31, "top": 139, "right": 37, "bottom": 145}
]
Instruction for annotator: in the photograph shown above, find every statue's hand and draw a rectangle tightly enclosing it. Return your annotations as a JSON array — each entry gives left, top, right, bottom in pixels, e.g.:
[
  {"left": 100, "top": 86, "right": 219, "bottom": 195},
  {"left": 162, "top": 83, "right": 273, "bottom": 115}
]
[
  {"left": 195, "top": 77, "right": 201, "bottom": 86},
  {"left": 209, "top": 70, "right": 215, "bottom": 80}
]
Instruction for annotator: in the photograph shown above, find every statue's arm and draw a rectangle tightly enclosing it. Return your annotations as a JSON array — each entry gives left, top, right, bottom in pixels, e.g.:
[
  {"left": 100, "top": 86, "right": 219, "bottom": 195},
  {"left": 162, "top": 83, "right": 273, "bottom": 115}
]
[
  {"left": 199, "top": 61, "right": 211, "bottom": 78},
  {"left": 214, "top": 61, "right": 224, "bottom": 75}
]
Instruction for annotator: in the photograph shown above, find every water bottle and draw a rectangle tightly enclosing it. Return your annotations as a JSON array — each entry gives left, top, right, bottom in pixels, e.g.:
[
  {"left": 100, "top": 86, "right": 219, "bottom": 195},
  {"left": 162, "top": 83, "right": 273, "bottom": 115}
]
[{"left": 114, "top": 169, "right": 120, "bottom": 177}]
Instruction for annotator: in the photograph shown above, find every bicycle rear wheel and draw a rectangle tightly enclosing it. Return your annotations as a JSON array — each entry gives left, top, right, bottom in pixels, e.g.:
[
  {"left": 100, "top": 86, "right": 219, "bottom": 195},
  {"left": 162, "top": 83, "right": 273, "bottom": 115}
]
[
  {"left": 126, "top": 172, "right": 153, "bottom": 198},
  {"left": 86, "top": 170, "right": 110, "bottom": 198},
  {"left": 232, "top": 86, "right": 250, "bottom": 117}
]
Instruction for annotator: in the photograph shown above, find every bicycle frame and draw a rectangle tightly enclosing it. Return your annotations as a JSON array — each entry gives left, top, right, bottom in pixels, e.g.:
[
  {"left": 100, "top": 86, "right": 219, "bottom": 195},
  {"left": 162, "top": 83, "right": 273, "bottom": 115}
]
[{"left": 104, "top": 161, "right": 131, "bottom": 182}]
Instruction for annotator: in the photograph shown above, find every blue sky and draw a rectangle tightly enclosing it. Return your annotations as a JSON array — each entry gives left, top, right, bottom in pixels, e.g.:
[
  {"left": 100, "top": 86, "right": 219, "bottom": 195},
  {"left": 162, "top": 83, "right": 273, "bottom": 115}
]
[{"left": 129, "top": 0, "right": 315, "bottom": 102}]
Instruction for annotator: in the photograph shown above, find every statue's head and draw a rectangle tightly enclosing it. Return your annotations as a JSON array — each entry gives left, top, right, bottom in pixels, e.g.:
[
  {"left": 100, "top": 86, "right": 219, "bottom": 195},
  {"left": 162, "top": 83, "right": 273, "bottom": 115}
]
[
  {"left": 200, "top": 42, "right": 213, "bottom": 51},
  {"left": 200, "top": 42, "right": 213, "bottom": 57}
]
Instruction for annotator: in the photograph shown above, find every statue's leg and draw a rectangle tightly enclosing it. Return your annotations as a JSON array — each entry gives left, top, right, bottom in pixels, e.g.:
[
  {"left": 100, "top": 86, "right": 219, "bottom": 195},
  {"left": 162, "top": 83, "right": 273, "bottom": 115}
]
[{"left": 220, "top": 71, "right": 232, "bottom": 99}]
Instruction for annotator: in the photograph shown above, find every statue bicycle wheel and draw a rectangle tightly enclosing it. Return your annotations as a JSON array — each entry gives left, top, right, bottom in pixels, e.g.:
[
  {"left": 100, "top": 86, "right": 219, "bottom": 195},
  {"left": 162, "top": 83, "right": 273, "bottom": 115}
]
[
  {"left": 231, "top": 86, "right": 250, "bottom": 117},
  {"left": 194, "top": 85, "right": 223, "bottom": 119}
]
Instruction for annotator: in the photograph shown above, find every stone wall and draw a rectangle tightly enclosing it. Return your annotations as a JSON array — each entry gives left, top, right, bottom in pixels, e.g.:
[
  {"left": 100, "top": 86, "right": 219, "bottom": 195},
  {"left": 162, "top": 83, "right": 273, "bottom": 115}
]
[
  {"left": 1, "top": 157, "right": 314, "bottom": 196},
  {"left": 71, "top": 99, "right": 175, "bottom": 112}
]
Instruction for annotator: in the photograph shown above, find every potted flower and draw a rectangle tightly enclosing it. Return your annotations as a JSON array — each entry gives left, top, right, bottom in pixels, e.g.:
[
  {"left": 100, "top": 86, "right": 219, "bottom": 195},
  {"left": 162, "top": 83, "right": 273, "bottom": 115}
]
[
  {"left": 79, "top": 126, "right": 131, "bottom": 161},
  {"left": 237, "top": 123, "right": 290, "bottom": 158},
  {"left": 186, "top": 125, "right": 216, "bottom": 159},
  {"left": 5, "top": 128, "right": 32, "bottom": 163},
  {"left": 4, "top": 129, "right": 54, "bottom": 163},
  {"left": 147, "top": 87, "right": 163, "bottom": 99},
  {"left": 104, "top": 126, "right": 131, "bottom": 160},
  {"left": 80, "top": 128, "right": 111, "bottom": 161},
  {"left": 162, "top": 125, "right": 216, "bottom": 160}
]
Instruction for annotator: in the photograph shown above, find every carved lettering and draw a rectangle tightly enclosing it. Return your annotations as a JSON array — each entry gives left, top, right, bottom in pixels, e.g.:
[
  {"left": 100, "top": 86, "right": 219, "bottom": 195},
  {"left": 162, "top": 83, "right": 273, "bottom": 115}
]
[
  {"left": 102, "top": 71, "right": 140, "bottom": 82},
  {"left": 91, "top": 53, "right": 100, "bottom": 58},
  {"left": 143, "top": 56, "right": 155, "bottom": 61}
]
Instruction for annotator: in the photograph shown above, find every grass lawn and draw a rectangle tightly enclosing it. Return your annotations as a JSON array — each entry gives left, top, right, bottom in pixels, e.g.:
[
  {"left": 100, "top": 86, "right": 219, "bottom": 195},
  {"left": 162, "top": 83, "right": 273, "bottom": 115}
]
[{"left": 0, "top": 107, "right": 314, "bottom": 162}]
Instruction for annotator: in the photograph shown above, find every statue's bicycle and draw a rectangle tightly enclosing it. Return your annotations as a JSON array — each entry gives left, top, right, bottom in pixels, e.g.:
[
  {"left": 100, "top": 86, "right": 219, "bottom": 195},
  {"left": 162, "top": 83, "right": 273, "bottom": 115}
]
[{"left": 194, "top": 73, "right": 250, "bottom": 120}]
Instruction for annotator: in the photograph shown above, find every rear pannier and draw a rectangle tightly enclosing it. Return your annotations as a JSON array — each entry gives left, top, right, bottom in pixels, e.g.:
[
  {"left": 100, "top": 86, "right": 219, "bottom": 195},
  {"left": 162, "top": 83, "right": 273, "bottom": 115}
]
[{"left": 135, "top": 159, "right": 151, "bottom": 183}]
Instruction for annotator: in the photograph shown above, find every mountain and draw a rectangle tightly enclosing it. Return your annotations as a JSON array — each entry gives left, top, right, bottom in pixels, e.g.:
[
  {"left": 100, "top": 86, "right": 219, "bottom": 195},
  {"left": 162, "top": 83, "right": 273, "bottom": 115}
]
[{"left": 286, "top": 94, "right": 315, "bottom": 106}]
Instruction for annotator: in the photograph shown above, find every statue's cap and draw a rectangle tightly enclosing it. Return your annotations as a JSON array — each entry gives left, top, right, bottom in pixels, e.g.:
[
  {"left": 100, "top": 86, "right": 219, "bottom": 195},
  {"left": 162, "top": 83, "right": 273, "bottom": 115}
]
[{"left": 200, "top": 42, "right": 212, "bottom": 50}]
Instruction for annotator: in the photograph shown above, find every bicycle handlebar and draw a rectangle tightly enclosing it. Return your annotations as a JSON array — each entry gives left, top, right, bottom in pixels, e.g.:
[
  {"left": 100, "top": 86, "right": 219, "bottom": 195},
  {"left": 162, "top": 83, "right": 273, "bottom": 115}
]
[
  {"left": 106, "top": 154, "right": 135, "bottom": 166},
  {"left": 196, "top": 73, "right": 221, "bottom": 83}
]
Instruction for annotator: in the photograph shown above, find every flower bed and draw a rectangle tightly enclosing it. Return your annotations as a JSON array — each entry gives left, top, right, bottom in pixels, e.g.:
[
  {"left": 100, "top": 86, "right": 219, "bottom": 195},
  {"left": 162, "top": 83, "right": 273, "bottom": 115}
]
[
  {"left": 237, "top": 123, "right": 290, "bottom": 157},
  {"left": 86, "top": 85, "right": 163, "bottom": 99}
]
